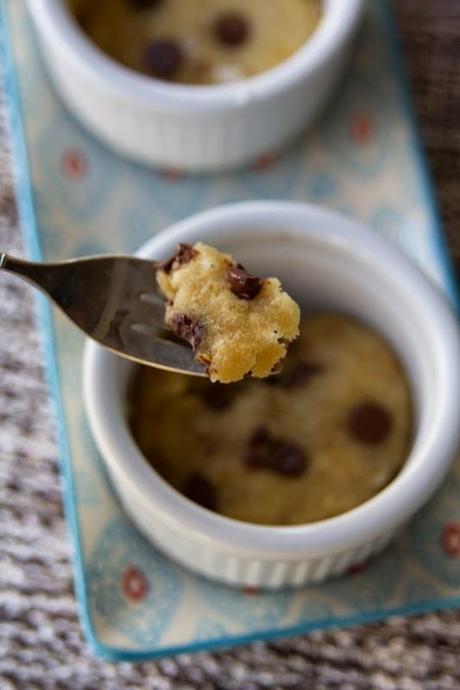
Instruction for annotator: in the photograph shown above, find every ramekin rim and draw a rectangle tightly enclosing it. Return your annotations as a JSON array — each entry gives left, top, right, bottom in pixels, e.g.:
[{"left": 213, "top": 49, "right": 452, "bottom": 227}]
[
  {"left": 82, "top": 201, "right": 460, "bottom": 556},
  {"left": 27, "top": 0, "right": 365, "bottom": 110}
]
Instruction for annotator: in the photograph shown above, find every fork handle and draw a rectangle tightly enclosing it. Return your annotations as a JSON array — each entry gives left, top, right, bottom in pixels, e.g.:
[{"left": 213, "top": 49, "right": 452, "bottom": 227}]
[
  {"left": 0, "top": 252, "right": 50, "bottom": 289},
  {"left": 0, "top": 252, "right": 32, "bottom": 278}
]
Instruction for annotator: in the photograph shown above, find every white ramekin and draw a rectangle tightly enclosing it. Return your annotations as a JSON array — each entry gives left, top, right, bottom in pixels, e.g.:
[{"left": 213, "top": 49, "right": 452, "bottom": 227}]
[
  {"left": 83, "top": 201, "right": 460, "bottom": 589},
  {"left": 26, "top": 0, "right": 364, "bottom": 171}
]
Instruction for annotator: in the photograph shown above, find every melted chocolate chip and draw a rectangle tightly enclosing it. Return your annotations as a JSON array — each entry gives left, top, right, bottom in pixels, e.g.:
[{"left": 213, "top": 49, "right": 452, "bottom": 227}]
[
  {"left": 244, "top": 443, "right": 271, "bottom": 469},
  {"left": 270, "top": 360, "right": 283, "bottom": 375},
  {"left": 244, "top": 427, "right": 309, "bottom": 477},
  {"left": 249, "top": 425, "right": 270, "bottom": 446},
  {"left": 171, "top": 313, "right": 204, "bottom": 351},
  {"left": 183, "top": 473, "right": 218, "bottom": 511},
  {"left": 228, "top": 265, "right": 262, "bottom": 300},
  {"left": 145, "top": 39, "right": 183, "bottom": 80},
  {"left": 200, "top": 383, "right": 235, "bottom": 411},
  {"left": 265, "top": 370, "right": 291, "bottom": 387},
  {"left": 127, "top": 0, "right": 163, "bottom": 10},
  {"left": 265, "top": 361, "right": 323, "bottom": 389},
  {"left": 159, "top": 243, "right": 198, "bottom": 274},
  {"left": 212, "top": 12, "right": 250, "bottom": 47},
  {"left": 347, "top": 402, "right": 392, "bottom": 445},
  {"left": 272, "top": 441, "right": 308, "bottom": 476},
  {"left": 244, "top": 425, "right": 272, "bottom": 468},
  {"left": 287, "top": 362, "right": 323, "bottom": 388}
]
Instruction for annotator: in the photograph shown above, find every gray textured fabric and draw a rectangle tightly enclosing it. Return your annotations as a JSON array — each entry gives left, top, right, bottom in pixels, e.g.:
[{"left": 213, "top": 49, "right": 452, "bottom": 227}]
[{"left": 1, "top": 1, "right": 460, "bottom": 688}]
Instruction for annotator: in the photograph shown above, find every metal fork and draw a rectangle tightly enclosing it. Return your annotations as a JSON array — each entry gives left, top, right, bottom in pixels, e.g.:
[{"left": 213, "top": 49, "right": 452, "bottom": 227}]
[{"left": 0, "top": 252, "right": 206, "bottom": 376}]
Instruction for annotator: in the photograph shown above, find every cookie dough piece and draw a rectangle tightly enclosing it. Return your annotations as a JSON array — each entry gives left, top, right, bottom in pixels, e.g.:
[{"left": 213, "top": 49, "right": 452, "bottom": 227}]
[
  {"left": 129, "top": 315, "right": 412, "bottom": 525},
  {"left": 156, "top": 242, "right": 300, "bottom": 383}
]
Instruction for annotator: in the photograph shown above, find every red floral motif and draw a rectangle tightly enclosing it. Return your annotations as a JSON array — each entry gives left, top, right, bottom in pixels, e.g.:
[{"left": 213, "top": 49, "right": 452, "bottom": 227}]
[
  {"left": 347, "top": 561, "right": 366, "bottom": 576},
  {"left": 60, "top": 147, "right": 88, "bottom": 180},
  {"left": 348, "top": 112, "right": 376, "bottom": 145},
  {"left": 121, "top": 565, "right": 149, "bottom": 601},
  {"left": 160, "top": 168, "right": 186, "bottom": 182},
  {"left": 441, "top": 523, "right": 460, "bottom": 557},
  {"left": 242, "top": 585, "right": 259, "bottom": 596},
  {"left": 251, "top": 152, "right": 276, "bottom": 172}
]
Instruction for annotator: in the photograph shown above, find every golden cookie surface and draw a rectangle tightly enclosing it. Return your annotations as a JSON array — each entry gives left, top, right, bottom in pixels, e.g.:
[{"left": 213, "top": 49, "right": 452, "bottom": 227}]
[{"left": 129, "top": 314, "right": 412, "bottom": 525}]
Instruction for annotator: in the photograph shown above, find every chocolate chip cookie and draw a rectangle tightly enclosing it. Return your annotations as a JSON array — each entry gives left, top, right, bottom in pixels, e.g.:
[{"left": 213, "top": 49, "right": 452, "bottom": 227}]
[
  {"left": 129, "top": 314, "right": 412, "bottom": 525},
  {"left": 69, "top": 0, "right": 322, "bottom": 85},
  {"left": 156, "top": 242, "right": 300, "bottom": 383}
]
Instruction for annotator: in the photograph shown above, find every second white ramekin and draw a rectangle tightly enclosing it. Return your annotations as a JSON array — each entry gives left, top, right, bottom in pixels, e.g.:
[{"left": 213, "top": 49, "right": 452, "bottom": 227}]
[
  {"left": 83, "top": 201, "right": 460, "bottom": 588},
  {"left": 26, "top": 0, "right": 364, "bottom": 171}
]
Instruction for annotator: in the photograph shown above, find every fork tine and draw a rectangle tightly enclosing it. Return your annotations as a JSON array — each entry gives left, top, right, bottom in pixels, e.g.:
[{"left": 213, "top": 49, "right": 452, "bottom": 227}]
[
  {"left": 102, "top": 326, "right": 205, "bottom": 374},
  {"left": 1, "top": 253, "right": 207, "bottom": 376},
  {"left": 93, "top": 296, "right": 165, "bottom": 343}
]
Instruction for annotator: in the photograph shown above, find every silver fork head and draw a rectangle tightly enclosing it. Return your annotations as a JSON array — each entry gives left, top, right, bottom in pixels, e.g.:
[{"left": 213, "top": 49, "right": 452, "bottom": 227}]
[{"left": 0, "top": 253, "right": 206, "bottom": 376}]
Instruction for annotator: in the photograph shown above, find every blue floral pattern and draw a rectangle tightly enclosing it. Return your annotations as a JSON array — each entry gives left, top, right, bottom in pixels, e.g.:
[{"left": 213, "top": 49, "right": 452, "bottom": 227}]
[
  {"left": 74, "top": 414, "right": 113, "bottom": 506},
  {"left": 4, "top": 0, "right": 460, "bottom": 660},
  {"left": 199, "top": 581, "right": 293, "bottom": 631},
  {"left": 322, "top": 72, "right": 392, "bottom": 179},
  {"left": 298, "top": 598, "right": 333, "bottom": 623},
  {"left": 319, "top": 540, "right": 405, "bottom": 612},
  {"left": 304, "top": 171, "right": 339, "bottom": 202},
  {"left": 193, "top": 620, "right": 228, "bottom": 642},
  {"left": 88, "top": 519, "right": 183, "bottom": 646},
  {"left": 410, "top": 477, "right": 460, "bottom": 588},
  {"left": 136, "top": 167, "right": 207, "bottom": 219},
  {"left": 36, "top": 115, "right": 117, "bottom": 221}
]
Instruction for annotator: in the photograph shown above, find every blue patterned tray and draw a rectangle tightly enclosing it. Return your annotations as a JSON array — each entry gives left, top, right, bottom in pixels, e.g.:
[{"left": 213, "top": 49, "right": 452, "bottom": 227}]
[{"left": 2, "top": 0, "right": 460, "bottom": 662}]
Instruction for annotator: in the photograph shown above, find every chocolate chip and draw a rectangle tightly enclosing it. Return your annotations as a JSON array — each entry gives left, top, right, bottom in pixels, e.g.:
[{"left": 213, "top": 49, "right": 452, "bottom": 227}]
[
  {"left": 272, "top": 441, "right": 308, "bottom": 476},
  {"left": 249, "top": 425, "right": 270, "bottom": 446},
  {"left": 212, "top": 12, "right": 250, "bottom": 47},
  {"left": 244, "top": 427, "right": 309, "bottom": 477},
  {"left": 171, "top": 313, "right": 204, "bottom": 351},
  {"left": 159, "top": 243, "right": 198, "bottom": 274},
  {"left": 244, "top": 444, "right": 271, "bottom": 469},
  {"left": 244, "top": 426, "right": 272, "bottom": 468},
  {"left": 270, "top": 360, "right": 283, "bottom": 375},
  {"left": 265, "top": 361, "right": 323, "bottom": 389},
  {"left": 287, "top": 362, "right": 323, "bottom": 388},
  {"left": 145, "top": 39, "right": 183, "bottom": 80},
  {"left": 127, "top": 0, "right": 163, "bottom": 10},
  {"left": 183, "top": 473, "right": 218, "bottom": 511},
  {"left": 347, "top": 402, "right": 392, "bottom": 445},
  {"left": 228, "top": 265, "right": 262, "bottom": 300},
  {"left": 200, "top": 383, "right": 235, "bottom": 411}
]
